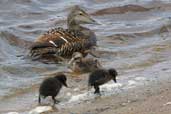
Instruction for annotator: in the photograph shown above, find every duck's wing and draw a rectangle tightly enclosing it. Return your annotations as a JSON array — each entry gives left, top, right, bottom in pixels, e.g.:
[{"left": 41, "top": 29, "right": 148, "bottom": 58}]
[
  {"left": 94, "top": 71, "right": 109, "bottom": 85},
  {"left": 30, "top": 42, "right": 55, "bottom": 50},
  {"left": 35, "top": 27, "right": 82, "bottom": 47},
  {"left": 29, "top": 28, "right": 92, "bottom": 59},
  {"left": 56, "top": 38, "right": 92, "bottom": 56}
]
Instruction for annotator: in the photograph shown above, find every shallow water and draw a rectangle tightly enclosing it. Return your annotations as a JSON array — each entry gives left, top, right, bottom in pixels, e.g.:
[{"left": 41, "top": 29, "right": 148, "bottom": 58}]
[{"left": 0, "top": 0, "right": 171, "bottom": 113}]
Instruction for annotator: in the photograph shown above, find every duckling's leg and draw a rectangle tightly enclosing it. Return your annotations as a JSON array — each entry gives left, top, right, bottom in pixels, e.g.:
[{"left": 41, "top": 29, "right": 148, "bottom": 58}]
[
  {"left": 52, "top": 96, "right": 57, "bottom": 105},
  {"left": 94, "top": 85, "right": 100, "bottom": 94},
  {"left": 52, "top": 96, "right": 60, "bottom": 106},
  {"left": 38, "top": 94, "right": 41, "bottom": 104}
]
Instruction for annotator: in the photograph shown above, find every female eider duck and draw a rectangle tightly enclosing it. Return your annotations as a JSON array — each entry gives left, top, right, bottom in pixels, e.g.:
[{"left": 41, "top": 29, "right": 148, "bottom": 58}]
[
  {"left": 68, "top": 52, "right": 102, "bottom": 73},
  {"left": 29, "top": 5, "right": 98, "bottom": 62},
  {"left": 88, "top": 68, "right": 118, "bottom": 95}
]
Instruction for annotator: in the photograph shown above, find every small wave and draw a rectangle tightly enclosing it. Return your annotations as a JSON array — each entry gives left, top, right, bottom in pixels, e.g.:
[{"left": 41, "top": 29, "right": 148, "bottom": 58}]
[
  {"left": 0, "top": 31, "right": 33, "bottom": 49},
  {"left": 92, "top": 4, "right": 152, "bottom": 16}
]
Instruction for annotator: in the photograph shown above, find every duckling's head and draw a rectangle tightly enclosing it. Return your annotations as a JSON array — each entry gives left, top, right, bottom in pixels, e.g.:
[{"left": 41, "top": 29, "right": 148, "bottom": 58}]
[
  {"left": 108, "top": 68, "right": 118, "bottom": 83},
  {"left": 55, "top": 74, "right": 68, "bottom": 87},
  {"left": 67, "top": 5, "right": 98, "bottom": 27},
  {"left": 68, "top": 52, "right": 83, "bottom": 64}
]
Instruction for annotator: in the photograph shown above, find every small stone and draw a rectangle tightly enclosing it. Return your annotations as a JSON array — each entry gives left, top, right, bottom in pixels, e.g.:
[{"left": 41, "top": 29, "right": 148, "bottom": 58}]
[
  {"left": 163, "top": 102, "right": 171, "bottom": 106},
  {"left": 121, "top": 102, "right": 127, "bottom": 106}
]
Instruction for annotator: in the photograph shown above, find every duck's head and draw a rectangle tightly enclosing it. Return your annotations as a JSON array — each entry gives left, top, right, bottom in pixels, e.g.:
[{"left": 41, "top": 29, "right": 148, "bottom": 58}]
[
  {"left": 67, "top": 5, "right": 98, "bottom": 27},
  {"left": 108, "top": 68, "right": 118, "bottom": 83},
  {"left": 55, "top": 74, "right": 68, "bottom": 87},
  {"left": 68, "top": 52, "right": 83, "bottom": 64}
]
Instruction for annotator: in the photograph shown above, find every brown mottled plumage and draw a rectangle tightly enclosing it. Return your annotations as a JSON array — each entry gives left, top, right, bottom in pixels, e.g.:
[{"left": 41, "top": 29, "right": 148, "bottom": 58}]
[
  {"left": 68, "top": 52, "right": 102, "bottom": 73},
  {"left": 29, "top": 5, "right": 98, "bottom": 62}
]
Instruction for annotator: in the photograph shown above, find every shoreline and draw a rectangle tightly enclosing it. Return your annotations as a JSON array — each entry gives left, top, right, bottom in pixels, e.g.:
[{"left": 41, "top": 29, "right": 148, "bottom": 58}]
[{"left": 1, "top": 61, "right": 171, "bottom": 114}]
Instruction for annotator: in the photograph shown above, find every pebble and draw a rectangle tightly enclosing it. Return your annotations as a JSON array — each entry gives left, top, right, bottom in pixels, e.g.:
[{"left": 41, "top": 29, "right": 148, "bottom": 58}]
[{"left": 163, "top": 102, "right": 171, "bottom": 106}]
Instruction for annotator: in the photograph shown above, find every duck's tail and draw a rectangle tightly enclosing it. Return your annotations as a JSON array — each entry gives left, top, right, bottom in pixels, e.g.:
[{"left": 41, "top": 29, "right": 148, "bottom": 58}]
[{"left": 29, "top": 42, "right": 58, "bottom": 59}]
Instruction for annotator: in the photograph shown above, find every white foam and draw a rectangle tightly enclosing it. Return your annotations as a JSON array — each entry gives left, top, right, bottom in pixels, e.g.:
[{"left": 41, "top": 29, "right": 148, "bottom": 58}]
[
  {"left": 135, "top": 77, "right": 146, "bottom": 81},
  {"left": 124, "top": 86, "right": 136, "bottom": 89},
  {"left": 29, "top": 106, "right": 52, "bottom": 114},
  {"left": 67, "top": 82, "right": 123, "bottom": 104},
  {"left": 101, "top": 82, "right": 123, "bottom": 88},
  {"left": 73, "top": 88, "right": 80, "bottom": 92},
  {"left": 6, "top": 112, "right": 19, "bottom": 114},
  {"left": 68, "top": 92, "right": 89, "bottom": 103},
  {"left": 66, "top": 92, "right": 72, "bottom": 97},
  {"left": 128, "top": 80, "right": 137, "bottom": 86}
]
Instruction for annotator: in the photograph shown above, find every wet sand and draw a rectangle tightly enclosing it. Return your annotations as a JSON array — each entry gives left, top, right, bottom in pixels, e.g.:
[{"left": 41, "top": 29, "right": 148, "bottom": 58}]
[
  {"left": 76, "top": 80, "right": 171, "bottom": 114},
  {"left": 65, "top": 82, "right": 171, "bottom": 114},
  {"left": 112, "top": 83, "right": 171, "bottom": 114},
  {"left": 46, "top": 61, "right": 171, "bottom": 114}
]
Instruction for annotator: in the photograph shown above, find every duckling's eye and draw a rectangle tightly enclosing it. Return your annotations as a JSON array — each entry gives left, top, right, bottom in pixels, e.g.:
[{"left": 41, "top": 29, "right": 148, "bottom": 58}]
[
  {"left": 74, "top": 57, "right": 79, "bottom": 60},
  {"left": 79, "top": 12, "right": 83, "bottom": 15}
]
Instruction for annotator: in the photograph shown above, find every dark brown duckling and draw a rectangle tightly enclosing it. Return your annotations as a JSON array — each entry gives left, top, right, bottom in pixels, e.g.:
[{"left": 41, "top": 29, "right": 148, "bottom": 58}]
[
  {"left": 68, "top": 52, "right": 101, "bottom": 73},
  {"left": 88, "top": 68, "right": 118, "bottom": 94},
  {"left": 39, "top": 74, "right": 68, "bottom": 105},
  {"left": 30, "top": 5, "right": 98, "bottom": 62}
]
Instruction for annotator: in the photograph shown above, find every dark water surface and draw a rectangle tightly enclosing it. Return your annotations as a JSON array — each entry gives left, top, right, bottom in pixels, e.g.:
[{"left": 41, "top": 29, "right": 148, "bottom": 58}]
[{"left": 0, "top": 0, "right": 171, "bottom": 113}]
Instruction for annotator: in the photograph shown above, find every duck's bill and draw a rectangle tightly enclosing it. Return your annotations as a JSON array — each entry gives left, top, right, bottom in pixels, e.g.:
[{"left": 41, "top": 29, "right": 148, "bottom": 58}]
[
  {"left": 63, "top": 82, "right": 68, "bottom": 87},
  {"left": 87, "top": 18, "right": 100, "bottom": 25},
  {"left": 77, "top": 15, "right": 100, "bottom": 25},
  {"left": 113, "top": 78, "right": 117, "bottom": 83}
]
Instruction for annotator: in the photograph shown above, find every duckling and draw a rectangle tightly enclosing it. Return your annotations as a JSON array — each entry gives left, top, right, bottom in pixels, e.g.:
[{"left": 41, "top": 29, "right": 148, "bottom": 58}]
[
  {"left": 30, "top": 5, "right": 98, "bottom": 61},
  {"left": 68, "top": 52, "right": 101, "bottom": 73},
  {"left": 88, "top": 68, "right": 118, "bottom": 94},
  {"left": 39, "top": 74, "right": 68, "bottom": 105}
]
